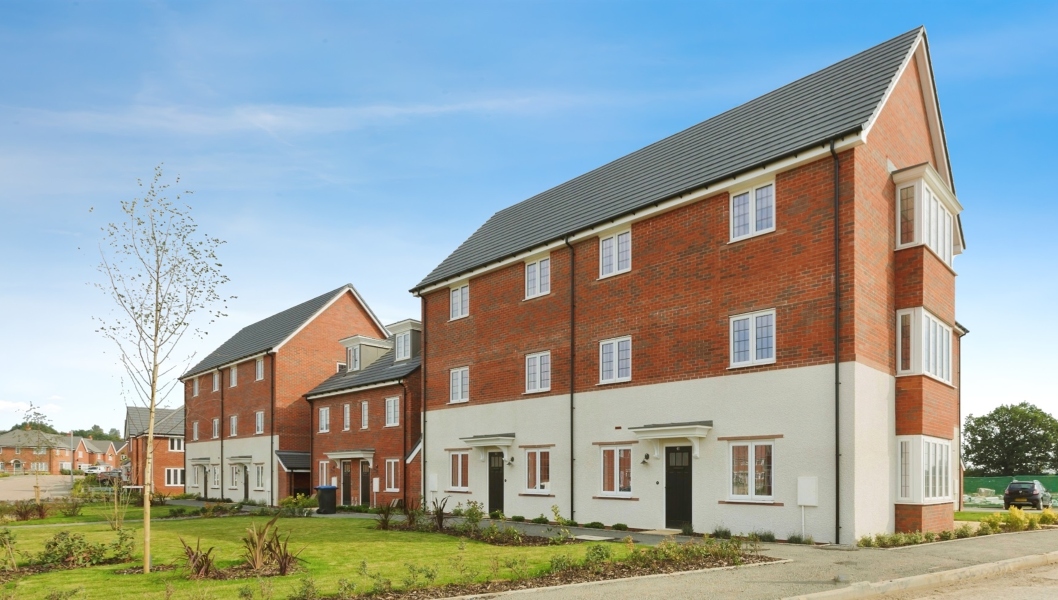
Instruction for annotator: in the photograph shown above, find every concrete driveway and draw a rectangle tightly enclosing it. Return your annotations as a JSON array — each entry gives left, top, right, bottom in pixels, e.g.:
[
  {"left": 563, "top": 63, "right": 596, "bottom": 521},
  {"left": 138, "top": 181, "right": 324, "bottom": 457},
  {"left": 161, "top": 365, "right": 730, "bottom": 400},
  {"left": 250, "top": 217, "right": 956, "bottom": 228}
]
[
  {"left": 880, "top": 562, "right": 1058, "bottom": 599},
  {"left": 0, "top": 474, "right": 75, "bottom": 501}
]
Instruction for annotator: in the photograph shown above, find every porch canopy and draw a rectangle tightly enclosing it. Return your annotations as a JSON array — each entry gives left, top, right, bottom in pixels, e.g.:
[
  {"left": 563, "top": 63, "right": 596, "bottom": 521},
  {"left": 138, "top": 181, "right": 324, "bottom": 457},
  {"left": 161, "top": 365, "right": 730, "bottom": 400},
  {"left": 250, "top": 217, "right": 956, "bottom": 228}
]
[
  {"left": 459, "top": 433, "right": 515, "bottom": 462},
  {"left": 228, "top": 455, "right": 253, "bottom": 465},
  {"left": 628, "top": 420, "right": 713, "bottom": 459},
  {"left": 274, "top": 450, "right": 310, "bottom": 473},
  {"left": 326, "top": 449, "right": 375, "bottom": 468}
]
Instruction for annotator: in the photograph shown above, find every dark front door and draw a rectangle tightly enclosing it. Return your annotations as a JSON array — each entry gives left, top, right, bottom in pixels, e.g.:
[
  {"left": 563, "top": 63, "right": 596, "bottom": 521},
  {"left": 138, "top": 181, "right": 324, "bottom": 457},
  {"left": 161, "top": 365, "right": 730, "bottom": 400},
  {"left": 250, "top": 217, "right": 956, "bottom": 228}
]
[
  {"left": 242, "top": 466, "right": 249, "bottom": 502},
  {"left": 360, "top": 460, "right": 371, "bottom": 506},
  {"left": 665, "top": 446, "right": 692, "bottom": 530},
  {"left": 488, "top": 452, "right": 505, "bottom": 514},
  {"left": 341, "top": 461, "right": 352, "bottom": 505}
]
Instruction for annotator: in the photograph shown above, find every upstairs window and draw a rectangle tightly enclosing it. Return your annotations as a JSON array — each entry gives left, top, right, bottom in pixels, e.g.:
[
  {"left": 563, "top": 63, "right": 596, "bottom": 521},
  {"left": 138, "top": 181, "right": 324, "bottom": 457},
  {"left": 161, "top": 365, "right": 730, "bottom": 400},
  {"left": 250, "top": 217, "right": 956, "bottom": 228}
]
[
  {"left": 385, "top": 397, "right": 399, "bottom": 427},
  {"left": 169, "top": 438, "right": 184, "bottom": 452},
  {"left": 229, "top": 366, "right": 238, "bottom": 387},
  {"left": 525, "top": 351, "right": 552, "bottom": 393},
  {"left": 192, "top": 378, "right": 199, "bottom": 397},
  {"left": 347, "top": 346, "right": 361, "bottom": 371},
  {"left": 212, "top": 371, "right": 220, "bottom": 392},
  {"left": 361, "top": 401, "right": 369, "bottom": 429},
  {"left": 192, "top": 422, "right": 199, "bottom": 441},
  {"left": 731, "top": 183, "right": 775, "bottom": 241},
  {"left": 229, "top": 415, "right": 238, "bottom": 437},
  {"left": 450, "top": 284, "right": 469, "bottom": 320},
  {"left": 894, "top": 179, "right": 956, "bottom": 266},
  {"left": 343, "top": 404, "right": 351, "bottom": 431},
  {"left": 212, "top": 418, "right": 219, "bottom": 439},
  {"left": 599, "top": 231, "right": 631, "bottom": 278},
  {"left": 599, "top": 337, "right": 631, "bottom": 384},
  {"left": 255, "top": 410, "right": 265, "bottom": 434},
  {"left": 319, "top": 407, "right": 330, "bottom": 433},
  {"left": 525, "top": 257, "right": 551, "bottom": 298},
  {"left": 896, "top": 307, "right": 953, "bottom": 384},
  {"left": 730, "top": 309, "right": 776, "bottom": 368},
  {"left": 395, "top": 332, "right": 411, "bottom": 361},
  {"left": 256, "top": 357, "right": 265, "bottom": 381},
  {"left": 450, "top": 367, "right": 470, "bottom": 403}
]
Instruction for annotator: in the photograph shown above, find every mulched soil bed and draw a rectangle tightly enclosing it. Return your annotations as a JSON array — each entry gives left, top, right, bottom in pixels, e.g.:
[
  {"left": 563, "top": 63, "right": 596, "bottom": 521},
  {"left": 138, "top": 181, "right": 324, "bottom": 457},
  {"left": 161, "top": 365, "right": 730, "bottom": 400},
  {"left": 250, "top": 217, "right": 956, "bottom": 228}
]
[
  {"left": 113, "top": 564, "right": 178, "bottom": 575},
  {"left": 361, "top": 554, "right": 778, "bottom": 600}
]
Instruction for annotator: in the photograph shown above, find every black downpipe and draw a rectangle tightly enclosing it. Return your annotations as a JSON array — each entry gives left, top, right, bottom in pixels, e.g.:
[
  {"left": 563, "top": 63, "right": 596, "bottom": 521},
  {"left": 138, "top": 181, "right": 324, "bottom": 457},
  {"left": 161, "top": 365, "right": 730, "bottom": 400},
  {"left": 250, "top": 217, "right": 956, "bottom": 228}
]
[
  {"left": 830, "top": 140, "right": 841, "bottom": 545},
  {"left": 270, "top": 353, "right": 276, "bottom": 506},
  {"left": 420, "top": 297, "right": 428, "bottom": 505},
  {"left": 563, "top": 237, "right": 576, "bottom": 521},
  {"left": 400, "top": 379, "right": 409, "bottom": 509},
  {"left": 220, "top": 370, "right": 225, "bottom": 498}
]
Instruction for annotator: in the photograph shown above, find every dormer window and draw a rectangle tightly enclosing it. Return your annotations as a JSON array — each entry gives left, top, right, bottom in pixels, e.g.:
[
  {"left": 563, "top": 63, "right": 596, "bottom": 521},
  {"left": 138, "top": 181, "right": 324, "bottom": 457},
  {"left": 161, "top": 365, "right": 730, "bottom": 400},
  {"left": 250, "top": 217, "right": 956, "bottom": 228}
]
[
  {"left": 347, "top": 346, "right": 361, "bottom": 371},
  {"left": 395, "top": 332, "right": 411, "bottom": 361},
  {"left": 892, "top": 164, "right": 963, "bottom": 267}
]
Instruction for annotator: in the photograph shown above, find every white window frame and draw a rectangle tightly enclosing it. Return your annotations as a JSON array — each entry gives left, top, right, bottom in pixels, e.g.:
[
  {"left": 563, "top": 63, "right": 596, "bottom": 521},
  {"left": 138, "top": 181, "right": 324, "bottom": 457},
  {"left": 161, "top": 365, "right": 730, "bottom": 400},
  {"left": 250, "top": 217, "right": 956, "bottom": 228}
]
[
  {"left": 895, "top": 434, "right": 953, "bottom": 504},
  {"left": 165, "top": 468, "right": 185, "bottom": 487},
  {"left": 449, "top": 452, "right": 469, "bottom": 491},
  {"left": 598, "top": 230, "right": 631, "bottom": 278},
  {"left": 318, "top": 461, "right": 329, "bottom": 487},
  {"left": 598, "top": 337, "right": 632, "bottom": 384},
  {"left": 525, "top": 256, "right": 552, "bottom": 299},
  {"left": 212, "top": 371, "right": 220, "bottom": 392},
  {"left": 229, "top": 365, "right": 238, "bottom": 387},
  {"left": 255, "top": 464, "right": 266, "bottom": 490},
  {"left": 729, "top": 181, "right": 776, "bottom": 242},
  {"left": 347, "top": 345, "right": 361, "bottom": 371},
  {"left": 385, "top": 397, "right": 399, "bottom": 427},
  {"left": 256, "top": 357, "right": 264, "bottom": 381},
  {"left": 361, "top": 401, "right": 369, "bottom": 429},
  {"left": 449, "top": 367, "right": 470, "bottom": 403},
  {"left": 524, "top": 449, "right": 550, "bottom": 493},
  {"left": 395, "top": 332, "right": 411, "bottom": 361},
  {"left": 525, "top": 351, "right": 552, "bottom": 393},
  {"left": 192, "top": 421, "right": 199, "bottom": 441},
  {"left": 896, "top": 307, "right": 953, "bottom": 384},
  {"left": 212, "top": 418, "right": 220, "bottom": 439},
  {"left": 319, "top": 406, "right": 331, "bottom": 433},
  {"left": 894, "top": 180, "right": 956, "bottom": 267},
  {"left": 729, "top": 309, "right": 777, "bottom": 368},
  {"left": 229, "top": 414, "right": 238, "bottom": 437},
  {"left": 385, "top": 459, "right": 399, "bottom": 492},
  {"left": 255, "top": 410, "right": 265, "bottom": 435},
  {"left": 229, "top": 465, "right": 240, "bottom": 490},
  {"left": 189, "top": 465, "right": 199, "bottom": 488},
  {"left": 192, "top": 378, "right": 199, "bottom": 397},
  {"left": 169, "top": 437, "right": 184, "bottom": 452},
  {"left": 343, "top": 404, "right": 351, "bottom": 431},
  {"left": 728, "top": 441, "right": 774, "bottom": 501},
  {"left": 450, "top": 284, "right": 470, "bottom": 320},
  {"left": 211, "top": 465, "right": 220, "bottom": 488},
  {"left": 600, "top": 446, "right": 633, "bottom": 497}
]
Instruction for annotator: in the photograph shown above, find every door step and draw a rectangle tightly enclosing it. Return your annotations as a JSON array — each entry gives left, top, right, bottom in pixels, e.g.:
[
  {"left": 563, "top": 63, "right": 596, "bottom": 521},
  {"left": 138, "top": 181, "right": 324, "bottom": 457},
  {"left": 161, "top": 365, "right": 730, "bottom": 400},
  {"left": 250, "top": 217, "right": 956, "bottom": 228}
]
[{"left": 640, "top": 529, "right": 682, "bottom": 536}]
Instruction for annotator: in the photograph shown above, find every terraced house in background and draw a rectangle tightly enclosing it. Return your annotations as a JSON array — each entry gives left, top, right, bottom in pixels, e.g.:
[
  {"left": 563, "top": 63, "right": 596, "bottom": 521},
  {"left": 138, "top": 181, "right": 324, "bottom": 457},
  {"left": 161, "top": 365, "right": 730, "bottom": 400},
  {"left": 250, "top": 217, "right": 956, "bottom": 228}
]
[
  {"left": 0, "top": 429, "right": 126, "bottom": 475},
  {"left": 180, "top": 284, "right": 388, "bottom": 504},
  {"left": 125, "top": 406, "right": 185, "bottom": 494},
  {"left": 412, "top": 27, "right": 965, "bottom": 544}
]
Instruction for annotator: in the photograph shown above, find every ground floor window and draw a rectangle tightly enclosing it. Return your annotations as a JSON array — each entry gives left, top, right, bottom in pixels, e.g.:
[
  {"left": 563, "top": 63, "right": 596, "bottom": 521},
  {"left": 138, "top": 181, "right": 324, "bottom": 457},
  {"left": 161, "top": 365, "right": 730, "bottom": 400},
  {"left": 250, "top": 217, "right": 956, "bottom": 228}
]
[
  {"left": 896, "top": 435, "right": 952, "bottom": 503},
  {"left": 318, "top": 461, "right": 329, "bottom": 487},
  {"left": 600, "top": 447, "right": 632, "bottom": 496},
  {"left": 189, "top": 466, "right": 199, "bottom": 487},
  {"left": 211, "top": 465, "right": 220, "bottom": 488},
  {"left": 525, "top": 449, "right": 550, "bottom": 492},
  {"left": 730, "top": 441, "right": 773, "bottom": 500},
  {"left": 450, "top": 452, "right": 469, "bottom": 490},
  {"left": 230, "top": 465, "right": 240, "bottom": 489},
  {"left": 255, "top": 464, "right": 266, "bottom": 490},
  {"left": 165, "top": 468, "right": 185, "bottom": 487},
  {"left": 385, "top": 459, "right": 399, "bottom": 492}
]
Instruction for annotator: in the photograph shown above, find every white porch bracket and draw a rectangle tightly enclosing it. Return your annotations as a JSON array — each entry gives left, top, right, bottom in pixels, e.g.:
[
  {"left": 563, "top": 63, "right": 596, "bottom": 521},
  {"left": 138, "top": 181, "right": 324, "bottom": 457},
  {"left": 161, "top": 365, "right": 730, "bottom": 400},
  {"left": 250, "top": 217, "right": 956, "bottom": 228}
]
[
  {"left": 459, "top": 434, "right": 516, "bottom": 462},
  {"left": 628, "top": 421, "right": 713, "bottom": 459}
]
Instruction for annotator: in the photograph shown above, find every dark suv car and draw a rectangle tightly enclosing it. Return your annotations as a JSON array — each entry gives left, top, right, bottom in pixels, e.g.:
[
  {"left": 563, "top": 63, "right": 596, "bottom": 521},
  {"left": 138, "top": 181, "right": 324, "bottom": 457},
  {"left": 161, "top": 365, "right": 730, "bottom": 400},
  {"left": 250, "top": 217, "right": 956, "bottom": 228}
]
[{"left": 1003, "top": 480, "right": 1052, "bottom": 510}]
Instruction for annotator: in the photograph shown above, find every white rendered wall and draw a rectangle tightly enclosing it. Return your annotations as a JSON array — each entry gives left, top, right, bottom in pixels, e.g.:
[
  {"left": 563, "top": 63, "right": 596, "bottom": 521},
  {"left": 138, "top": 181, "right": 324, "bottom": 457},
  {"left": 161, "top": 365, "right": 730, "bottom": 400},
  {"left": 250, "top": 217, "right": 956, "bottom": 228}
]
[
  {"left": 424, "top": 362, "right": 895, "bottom": 544},
  {"left": 185, "top": 436, "right": 279, "bottom": 505}
]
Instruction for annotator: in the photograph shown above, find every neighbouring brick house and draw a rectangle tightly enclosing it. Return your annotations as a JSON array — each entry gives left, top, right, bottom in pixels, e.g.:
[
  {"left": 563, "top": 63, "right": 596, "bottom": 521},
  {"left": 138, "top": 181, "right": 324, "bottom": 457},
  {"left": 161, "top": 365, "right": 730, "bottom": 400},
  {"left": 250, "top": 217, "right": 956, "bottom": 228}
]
[
  {"left": 180, "top": 284, "right": 389, "bottom": 504},
  {"left": 0, "top": 429, "right": 78, "bottom": 474},
  {"left": 75, "top": 438, "right": 121, "bottom": 471},
  {"left": 124, "top": 406, "right": 185, "bottom": 494},
  {"left": 307, "top": 319, "right": 423, "bottom": 508},
  {"left": 411, "top": 27, "right": 965, "bottom": 543}
]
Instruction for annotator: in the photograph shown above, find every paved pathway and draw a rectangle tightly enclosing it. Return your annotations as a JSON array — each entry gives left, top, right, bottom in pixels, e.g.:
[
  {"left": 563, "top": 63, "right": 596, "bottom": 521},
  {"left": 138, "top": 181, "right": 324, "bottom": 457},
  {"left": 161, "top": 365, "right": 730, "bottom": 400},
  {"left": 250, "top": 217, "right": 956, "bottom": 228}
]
[
  {"left": 0, "top": 474, "right": 74, "bottom": 501},
  {"left": 879, "top": 561, "right": 1058, "bottom": 599}
]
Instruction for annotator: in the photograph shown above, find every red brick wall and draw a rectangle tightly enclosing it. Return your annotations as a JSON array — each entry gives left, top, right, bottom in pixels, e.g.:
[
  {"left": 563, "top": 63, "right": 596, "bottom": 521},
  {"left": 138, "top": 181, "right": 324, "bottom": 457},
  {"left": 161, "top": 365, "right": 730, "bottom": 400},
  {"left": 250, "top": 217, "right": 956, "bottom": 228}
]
[
  {"left": 895, "top": 376, "right": 959, "bottom": 439},
  {"left": 127, "top": 436, "right": 186, "bottom": 492},
  {"left": 222, "top": 355, "right": 274, "bottom": 441},
  {"left": 895, "top": 502, "right": 953, "bottom": 533},
  {"left": 424, "top": 151, "right": 857, "bottom": 410},
  {"left": 310, "top": 371, "right": 422, "bottom": 507},
  {"left": 0, "top": 444, "right": 72, "bottom": 474}
]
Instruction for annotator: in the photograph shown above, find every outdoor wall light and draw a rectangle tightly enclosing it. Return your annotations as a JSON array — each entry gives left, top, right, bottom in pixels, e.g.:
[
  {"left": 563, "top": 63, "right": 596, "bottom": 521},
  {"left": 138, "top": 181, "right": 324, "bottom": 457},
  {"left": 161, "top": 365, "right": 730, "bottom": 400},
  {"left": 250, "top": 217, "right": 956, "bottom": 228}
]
[{"left": 641, "top": 453, "right": 650, "bottom": 464}]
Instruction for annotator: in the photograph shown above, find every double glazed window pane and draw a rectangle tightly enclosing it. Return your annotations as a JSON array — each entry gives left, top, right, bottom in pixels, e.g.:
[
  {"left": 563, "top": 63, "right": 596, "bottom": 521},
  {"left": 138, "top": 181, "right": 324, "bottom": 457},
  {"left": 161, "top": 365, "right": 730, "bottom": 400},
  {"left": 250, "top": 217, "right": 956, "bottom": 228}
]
[
  {"left": 602, "top": 448, "right": 631, "bottom": 494},
  {"left": 731, "top": 445, "right": 749, "bottom": 496},
  {"left": 600, "top": 338, "right": 630, "bottom": 382},
  {"left": 451, "top": 368, "right": 469, "bottom": 401},
  {"left": 526, "top": 353, "right": 551, "bottom": 391},
  {"left": 732, "top": 318, "right": 750, "bottom": 363},
  {"left": 600, "top": 237, "right": 615, "bottom": 276},
  {"left": 900, "top": 187, "right": 915, "bottom": 245},
  {"left": 754, "top": 444, "right": 772, "bottom": 496},
  {"left": 617, "top": 339, "right": 630, "bottom": 379},
  {"left": 755, "top": 185, "right": 774, "bottom": 231},
  {"left": 600, "top": 233, "right": 630, "bottom": 276},
  {"left": 755, "top": 313, "right": 773, "bottom": 360},
  {"left": 451, "top": 453, "right": 469, "bottom": 488},
  {"left": 731, "top": 443, "right": 772, "bottom": 498},
  {"left": 732, "top": 192, "right": 750, "bottom": 238},
  {"left": 527, "top": 450, "right": 550, "bottom": 490},
  {"left": 450, "top": 285, "right": 469, "bottom": 319},
  {"left": 732, "top": 311, "right": 775, "bottom": 365}
]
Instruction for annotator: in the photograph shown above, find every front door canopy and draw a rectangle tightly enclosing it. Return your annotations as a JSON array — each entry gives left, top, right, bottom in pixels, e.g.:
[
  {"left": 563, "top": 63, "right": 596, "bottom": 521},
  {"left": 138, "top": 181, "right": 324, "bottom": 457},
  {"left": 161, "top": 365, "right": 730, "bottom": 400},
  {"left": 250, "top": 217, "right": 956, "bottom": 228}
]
[
  {"left": 228, "top": 455, "right": 253, "bottom": 465},
  {"left": 628, "top": 421, "right": 713, "bottom": 459},
  {"left": 459, "top": 433, "right": 516, "bottom": 462},
  {"left": 326, "top": 449, "right": 375, "bottom": 468}
]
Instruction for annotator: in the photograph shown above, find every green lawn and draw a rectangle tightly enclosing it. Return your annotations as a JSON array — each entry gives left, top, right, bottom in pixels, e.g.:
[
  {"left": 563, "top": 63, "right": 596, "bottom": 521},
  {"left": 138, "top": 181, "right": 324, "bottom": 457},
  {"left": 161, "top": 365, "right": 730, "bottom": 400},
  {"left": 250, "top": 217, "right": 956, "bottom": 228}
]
[
  {"left": 2, "top": 515, "right": 604, "bottom": 599},
  {"left": 5, "top": 503, "right": 185, "bottom": 528},
  {"left": 954, "top": 511, "right": 992, "bottom": 522}
]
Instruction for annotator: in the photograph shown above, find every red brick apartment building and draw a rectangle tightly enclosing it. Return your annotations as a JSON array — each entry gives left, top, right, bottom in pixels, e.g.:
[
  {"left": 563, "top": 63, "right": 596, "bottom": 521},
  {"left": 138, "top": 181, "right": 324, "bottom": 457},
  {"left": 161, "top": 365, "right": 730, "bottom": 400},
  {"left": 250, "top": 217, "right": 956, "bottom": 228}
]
[
  {"left": 411, "top": 27, "right": 965, "bottom": 543},
  {"left": 124, "top": 406, "right": 185, "bottom": 494},
  {"left": 180, "top": 285, "right": 388, "bottom": 504},
  {"left": 306, "top": 319, "right": 423, "bottom": 508}
]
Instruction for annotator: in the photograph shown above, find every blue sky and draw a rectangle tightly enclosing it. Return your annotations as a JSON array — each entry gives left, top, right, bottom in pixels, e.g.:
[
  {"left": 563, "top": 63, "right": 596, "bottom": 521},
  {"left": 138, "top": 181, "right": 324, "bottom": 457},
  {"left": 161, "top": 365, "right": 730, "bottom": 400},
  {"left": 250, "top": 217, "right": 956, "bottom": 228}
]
[{"left": 1, "top": 1, "right": 1055, "bottom": 432}]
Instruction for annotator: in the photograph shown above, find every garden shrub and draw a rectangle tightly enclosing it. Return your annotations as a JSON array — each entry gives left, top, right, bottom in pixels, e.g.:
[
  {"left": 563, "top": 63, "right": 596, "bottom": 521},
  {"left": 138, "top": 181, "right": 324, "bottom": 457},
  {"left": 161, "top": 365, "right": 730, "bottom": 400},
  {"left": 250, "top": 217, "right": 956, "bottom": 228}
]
[
  {"left": 510, "top": 515, "right": 525, "bottom": 522},
  {"left": 1040, "top": 508, "right": 1058, "bottom": 525},
  {"left": 110, "top": 528, "right": 134, "bottom": 562},
  {"left": 0, "top": 528, "right": 16, "bottom": 571},
  {"left": 179, "top": 537, "right": 217, "bottom": 579},
  {"left": 938, "top": 529, "right": 956, "bottom": 541},
  {"left": 611, "top": 523, "right": 628, "bottom": 531},
  {"left": 981, "top": 512, "right": 1005, "bottom": 532},
  {"left": 167, "top": 507, "right": 189, "bottom": 518},
  {"left": 36, "top": 531, "right": 107, "bottom": 568},
  {"left": 954, "top": 523, "right": 974, "bottom": 539},
  {"left": 923, "top": 531, "right": 938, "bottom": 543},
  {"left": 1005, "top": 507, "right": 1029, "bottom": 532},
  {"left": 856, "top": 535, "right": 873, "bottom": 547},
  {"left": 278, "top": 494, "right": 317, "bottom": 518},
  {"left": 751, "top": 530, "right": 776, "bottom": 543},
  {"left": 680, "top": 522, "right": 695, "bottom": 536},
  {"left": 1027, "top": 514, "right": 1041, "bottom": 530},
  {"left": 711, "top": 525, "right": 731, "bottom": 540},
  {"left": 489, "top": 510, "right": 503, "bottom": 520},
  {"left": 584, "top": 544, "right": 613, "bottom": 564},
  {"left": 531, "top": 515, "right": 549, "bottom": 524},
  {"left": 583, "top": 521, "right": 605, "bottom": 529},
  {"left": 786, "top": 533, "right": 812, "bottom": 545},
  {"left": 56, "top": 497, "right": 84, "bottom": 518},
  {"left": 12, "top": 500, "right": 36, "bottom": 522},
  {"left": 374, "top": 504, "right": 395, "bottom": 530},
  {"left": 549, "top": 553, "right": 575, "bottom": 573}
]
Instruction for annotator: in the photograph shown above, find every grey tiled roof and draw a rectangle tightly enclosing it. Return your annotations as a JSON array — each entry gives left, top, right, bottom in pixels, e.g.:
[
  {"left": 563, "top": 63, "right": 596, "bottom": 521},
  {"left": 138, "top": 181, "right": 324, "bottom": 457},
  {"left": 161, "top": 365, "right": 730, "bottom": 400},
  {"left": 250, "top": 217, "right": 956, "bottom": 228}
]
[
  {"left": 0, "top": 429, "right": 76, "bottom": 449},
  {"left": 125, "top": 406, "right": 185, "bottom": 438},
  {"left": 413, "top": 28, "right": 924, "bottom": 291},
  {"left": 275, "top": 451, "right": 310, "bottom": 472},
  {"left": 306, "top": 349, "right": 420, "bottom": 398},
  {"left": 183, "top": 285, "right": 371, "bottom": 379}
]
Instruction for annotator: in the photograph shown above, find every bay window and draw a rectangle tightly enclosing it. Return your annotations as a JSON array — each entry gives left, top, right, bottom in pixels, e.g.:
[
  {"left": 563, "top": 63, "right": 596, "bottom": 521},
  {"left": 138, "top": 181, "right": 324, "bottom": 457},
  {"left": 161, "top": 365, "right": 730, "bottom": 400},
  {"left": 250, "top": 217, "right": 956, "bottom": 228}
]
[
  {"left": 896, "top": 307, "right": 953, "bottom": 384},
  {"left": 892, "top": 165, "right": 962, "bottom": 267},
  {"left": 896, "top": 435, "right": 953, "bottom": 503}
]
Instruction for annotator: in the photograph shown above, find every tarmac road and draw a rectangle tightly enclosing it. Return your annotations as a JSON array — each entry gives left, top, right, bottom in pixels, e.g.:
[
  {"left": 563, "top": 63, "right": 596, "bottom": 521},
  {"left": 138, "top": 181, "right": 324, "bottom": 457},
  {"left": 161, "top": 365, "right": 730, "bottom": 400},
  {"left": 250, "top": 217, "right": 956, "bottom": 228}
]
[{"left": 0, "top": 474, "right": 75, "bottom": 501}]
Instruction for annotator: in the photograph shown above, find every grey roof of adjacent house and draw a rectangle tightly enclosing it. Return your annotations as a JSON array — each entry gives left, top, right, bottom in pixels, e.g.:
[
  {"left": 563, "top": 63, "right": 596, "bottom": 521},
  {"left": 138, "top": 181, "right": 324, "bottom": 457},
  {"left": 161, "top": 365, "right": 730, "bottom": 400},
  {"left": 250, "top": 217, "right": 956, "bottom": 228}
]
[
  {"left": 413, "top": 28, "right": 927, "bottom": 291},
  {"left": 306, "top": 349, "right": 421, "bottom": 398},
  {"left": 275, "top": 451, "right": 310, "bottom": 472},
  {"left": 182, "top": 284, "right": 385, "bottom": 379},
  {"left": 0, "top": 429, "right": 77, "bottom": 449},
  {"left": 125, "top": 406, "right": 185, "bottom": 438}
]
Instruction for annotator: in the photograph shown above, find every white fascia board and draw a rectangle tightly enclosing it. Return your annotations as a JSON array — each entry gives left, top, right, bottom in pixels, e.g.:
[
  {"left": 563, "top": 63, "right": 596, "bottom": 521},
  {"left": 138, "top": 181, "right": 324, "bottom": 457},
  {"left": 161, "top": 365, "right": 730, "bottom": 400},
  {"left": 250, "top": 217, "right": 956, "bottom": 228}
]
[
  {"left": 305, "top": 379, "right": 404, "bottom": 400},
  {"left": 339, "top": 334, "right": 393, "bottom": 350},
  {"left": 273, "top": 285, "right": 390, "bottom": 354},
  {"left": 413, "top": 134, "right": 864, "bottom": 296}
]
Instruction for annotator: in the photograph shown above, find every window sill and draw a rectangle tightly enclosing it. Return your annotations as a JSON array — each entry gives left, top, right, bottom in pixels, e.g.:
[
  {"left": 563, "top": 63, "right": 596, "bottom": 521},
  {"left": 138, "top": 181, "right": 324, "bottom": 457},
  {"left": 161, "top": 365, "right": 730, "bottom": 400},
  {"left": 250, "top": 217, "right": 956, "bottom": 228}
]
[
  {"left": 718, "top": 500, "right": 782, "bottom": 506},
  {"left": 523, "top": 389, "right": 551, "bottom": 395},
  {"left": 728, "top": 359, "right": 776, "bottom": 370},
  {"left": 520, "top": 491, "right": 553, "bottom": 497},
  {"left": 448, "top": 315, "right": 469, "bottom": 323},
  {"left": 523, "top": 293, "right": 551, "bottom": 302},
  {"left": 896, "top": 372, "right": 956, "bottom": 389},
  {"left": 597, "top": 269, "right": 631, "bottom": 281},
  {"left": 728, "top": 227, "right": 776, "bottom": 245},
  {"left": 385, "top": 489, "right": 399, "bottom": 493},
  {"left": 592, "top": 495, "right": 638, "bottom": 501},
  {"left": 449, "top": 400, "right": 469, "bottom": 405},
  {"left": 254, "top": 488, "right": 265, "bottom": 492},
  {"left": 597, "top": 378, "right": 631, "bottom": 386},
  {"left": 445, "top": 489, "right": 472, "bottom": 494}
]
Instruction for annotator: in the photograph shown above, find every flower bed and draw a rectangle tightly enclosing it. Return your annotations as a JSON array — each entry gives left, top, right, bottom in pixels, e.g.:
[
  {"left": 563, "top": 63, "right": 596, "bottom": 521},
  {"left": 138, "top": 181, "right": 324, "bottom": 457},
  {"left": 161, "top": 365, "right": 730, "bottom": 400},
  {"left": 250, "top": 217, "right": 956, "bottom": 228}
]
[{"left": 858, "top": 507, "right": 1057, "bottom": 548}]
